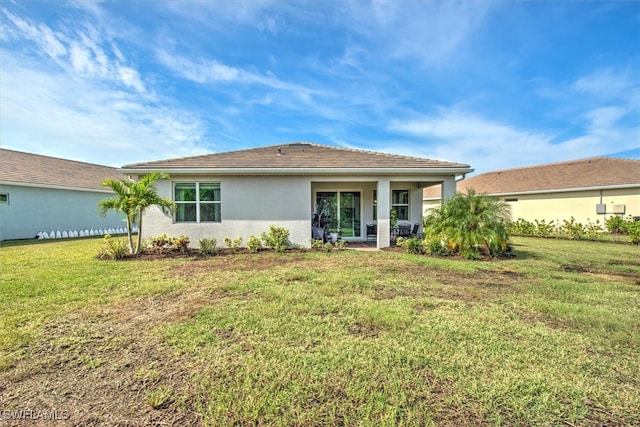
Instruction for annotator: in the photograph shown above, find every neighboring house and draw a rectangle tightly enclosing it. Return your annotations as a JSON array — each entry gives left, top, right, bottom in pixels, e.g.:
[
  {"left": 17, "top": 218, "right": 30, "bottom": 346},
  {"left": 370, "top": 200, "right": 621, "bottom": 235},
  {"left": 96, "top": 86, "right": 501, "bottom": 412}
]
[
  {"left": 119, "top": 143, "right": 472, "bottom": 248},
  {"left": 423, "top": 157, "right": 640, "bottom": 225},
  {"left": 0, "top": 148, "right": 126, "bottom": 241}
]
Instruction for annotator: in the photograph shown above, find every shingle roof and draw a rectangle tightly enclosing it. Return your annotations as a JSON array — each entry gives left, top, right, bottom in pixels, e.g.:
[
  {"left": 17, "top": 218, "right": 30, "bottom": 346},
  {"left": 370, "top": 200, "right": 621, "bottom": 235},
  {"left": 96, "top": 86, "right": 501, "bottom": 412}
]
[
  {"left": 0, "top": 148, "right": 122, "bottom": 191},
  {"left": 121, "top": 143, "right": 470, "bottom": 171},
  {"left": 424, "top": 156, "right": 640, "bottom": 198}
]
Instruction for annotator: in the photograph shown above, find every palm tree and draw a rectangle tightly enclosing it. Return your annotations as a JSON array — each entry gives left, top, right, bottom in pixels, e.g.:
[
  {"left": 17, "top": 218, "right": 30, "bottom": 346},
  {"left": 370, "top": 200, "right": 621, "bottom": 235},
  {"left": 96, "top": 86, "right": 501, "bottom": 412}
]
[
  {"left": 98, "top": 172, "right": 174, "bottom": 254},
  {"left": 424, "top": 188, "right": 512, "bottom": 258}
]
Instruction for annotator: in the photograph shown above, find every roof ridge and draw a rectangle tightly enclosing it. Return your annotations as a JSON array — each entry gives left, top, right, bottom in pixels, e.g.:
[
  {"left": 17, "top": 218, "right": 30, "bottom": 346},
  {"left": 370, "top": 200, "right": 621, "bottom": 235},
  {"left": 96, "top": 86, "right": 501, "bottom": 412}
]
[
  {"left": 121, "top": 142, "right": 318, "bottom": 167},
  {"left": 306, "top": 142, "right": 450, "bottom": 162},
  {"left": 602, "top": 155, "right": 640, "bottom": 163},
  {"left": 122, "top": 141, "right": 453, "bottom": 168},
  {"left": 473, "top": 156, "right": 628, "bottom": 176}
]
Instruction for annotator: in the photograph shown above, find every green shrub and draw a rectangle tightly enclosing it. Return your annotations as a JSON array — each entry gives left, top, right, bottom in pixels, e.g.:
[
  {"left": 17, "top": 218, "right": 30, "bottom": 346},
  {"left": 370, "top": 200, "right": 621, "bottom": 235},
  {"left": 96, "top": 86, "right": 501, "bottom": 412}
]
[
  {"left": 606, "top": 215, "right": 626, "bottom": 234},
  {"left": 534, "top": 219, "right": 557, "bottom": 238},
  {"left": 224, "top": 236, "right": 243, "bottom": 253},
  {"left": 396, "top": 237, "right": 425, "bottom": 254},
  {"left": 626, "top": 221, "right": 640, "bottom": 245},
  {"left": 145, "top": 233, "right": 189, "bottom": 252},
  {"left": 261, "top": 225, "right": 290, "bottom": 252},
  {"left": 247, "top": 235, "right": 262, "bottom": 253},
  {"left": 335, "top": 239, "right": 347, "bottom": 250},
  {"left": 560, "top": 217, "right": 586, "bottom": 240},
  {"left": 508, "top": 218, "right": 535, "bottom": 237},
  {"left": 98, "top": 234, "right": 128, "bottom": 260},
  {"left": 423, "top": 189, "right": 512, "bottom": 258},
  {"left": 147, "top": 233, "right": 173, "bottom": 250},
  {"left": 174, "top": 235, "right": 190, "bottom": 252},
  {"left": 199, "top": 237, "right": 218, "bottom": 255},
  {"left": 424, "top": 237, "right": 454, "bottom": 256},
  {"left": 585, "top": 220, "right": 604, "bottom": 241},
  {"left": 310, "top": 239, "right": 324, "bottom": 250}
]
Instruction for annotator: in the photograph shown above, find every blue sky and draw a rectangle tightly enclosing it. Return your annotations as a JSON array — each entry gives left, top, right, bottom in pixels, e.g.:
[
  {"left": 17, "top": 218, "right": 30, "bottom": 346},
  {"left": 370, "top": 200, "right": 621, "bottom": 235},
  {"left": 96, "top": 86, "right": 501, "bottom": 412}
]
[{"left": 1, "top": 0, "right": 638, "bottom": 174}]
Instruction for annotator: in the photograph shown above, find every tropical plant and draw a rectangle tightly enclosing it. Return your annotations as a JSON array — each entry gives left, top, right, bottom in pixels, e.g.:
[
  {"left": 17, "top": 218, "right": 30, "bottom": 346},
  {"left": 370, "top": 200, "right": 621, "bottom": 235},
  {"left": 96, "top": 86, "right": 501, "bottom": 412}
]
[
  {"left": 396, "top": 237, "right": 425, "bottom": 254},
  {"left": 145, "top": 233, "right": 190, "bottom": 252},
  {"left": 224, "top": 236, "right": 243, "bottom": 253},
  {"left": 423, "top": 189, "right": 512, "bottom": 258},
  {"left": 247, "top": 235, "right": 262, "bottom": 253},
  {"left": 199, "top": 237, "right": 218, "bottom": 255},
  {"left": 626, "top": 221, "right": 640, "bottom": 245},
  {"left": 97, "top": 234, "right": 129, "bottom": 260},
  {"left": 98, "top": 172, "right": 174, "bottom": 254},
  {"left": 605, "top": 215, "right": 626, "bottom": 234},
  {"left": 261, "top": 225, "right": 290, "bottom": 252}
]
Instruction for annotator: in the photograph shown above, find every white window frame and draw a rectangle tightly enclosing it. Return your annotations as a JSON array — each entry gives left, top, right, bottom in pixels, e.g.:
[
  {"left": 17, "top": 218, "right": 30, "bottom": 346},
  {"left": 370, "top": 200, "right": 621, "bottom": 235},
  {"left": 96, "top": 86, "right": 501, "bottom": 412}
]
[
  {"left": 392, "top": 189, "right": 409, "bottom": 221},
  {"left": 174, "top": 182, "right": 221, "bottom": 223}
]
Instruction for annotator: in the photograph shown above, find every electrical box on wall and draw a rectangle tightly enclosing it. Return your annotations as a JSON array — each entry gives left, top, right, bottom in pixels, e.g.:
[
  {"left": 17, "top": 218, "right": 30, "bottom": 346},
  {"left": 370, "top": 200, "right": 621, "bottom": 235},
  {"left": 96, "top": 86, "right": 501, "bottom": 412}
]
[
  {"left": 612, "top": 204, "right": 626, "bottom": 215},
  {"left": 596, "top": 204, "right": 606, "bottom": 214}
]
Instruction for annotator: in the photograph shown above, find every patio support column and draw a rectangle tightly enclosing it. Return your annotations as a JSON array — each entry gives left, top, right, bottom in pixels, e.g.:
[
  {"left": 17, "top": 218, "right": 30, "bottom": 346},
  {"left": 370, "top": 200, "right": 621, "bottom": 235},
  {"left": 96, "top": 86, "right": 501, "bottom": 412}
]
[
  {"left": 411, "top": 187, "right": 423, "bottom": 225},
  {"left": 377, "top": 178, "right": 391, "bottom": 249},
  {"left": 441, "top": 176, "right": 457, "bottom": 201}
]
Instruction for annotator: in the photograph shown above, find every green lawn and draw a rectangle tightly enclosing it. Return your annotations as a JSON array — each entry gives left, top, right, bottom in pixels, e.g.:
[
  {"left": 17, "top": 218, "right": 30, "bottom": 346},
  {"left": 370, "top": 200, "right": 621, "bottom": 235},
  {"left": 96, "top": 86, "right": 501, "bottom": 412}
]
[{"left": 1, "top": 237, "right": 639, "bottom": 425}]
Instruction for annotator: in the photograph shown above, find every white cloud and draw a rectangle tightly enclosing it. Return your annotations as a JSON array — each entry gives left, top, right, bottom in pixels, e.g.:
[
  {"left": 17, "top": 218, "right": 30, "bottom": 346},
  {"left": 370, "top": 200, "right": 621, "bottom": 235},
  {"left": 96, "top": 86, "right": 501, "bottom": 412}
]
[
  {"left": 2, "top": 10, "right": 148, "bottom": 95},
  {"left": 1, "top": 57, "right": 206, "bottom": 166},
  {"left": 155, "top": 48, "right": 321, "bottom": 97},
  {"left": 117, "top": 66, "right": 145, "bottom": 93},
  {"left": 2, "top": 10, "right": 67, "bottom": 58},
  {"left": 586, "top": 106, "right": 626, "bottom": 131},
  {"left": 388, "top": 109, "right": 638, "bottom": 173},
  {"left": 346, "top": 0, "right": 492, "bottom": 66},
  {"left": 574, "top": 68, "right": 636, "bottom": 99}
]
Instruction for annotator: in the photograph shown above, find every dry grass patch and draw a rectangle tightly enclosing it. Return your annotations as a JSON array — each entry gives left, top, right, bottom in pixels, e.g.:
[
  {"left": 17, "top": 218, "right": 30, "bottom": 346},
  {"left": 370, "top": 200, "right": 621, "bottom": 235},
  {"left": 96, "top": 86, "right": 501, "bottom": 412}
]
[{"left": 1, "top": 237, "right": 639, "bottom": 425}]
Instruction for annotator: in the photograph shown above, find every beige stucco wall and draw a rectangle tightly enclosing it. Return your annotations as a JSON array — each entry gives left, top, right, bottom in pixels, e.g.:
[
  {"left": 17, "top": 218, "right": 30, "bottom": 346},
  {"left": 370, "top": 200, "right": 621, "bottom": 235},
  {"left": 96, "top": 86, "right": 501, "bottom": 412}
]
[
  {"left": 424, "top": 186, "right": 640, "bottom": 226},
  {"left": 505, "top": 188, "right": 640, "bottom": 225}
]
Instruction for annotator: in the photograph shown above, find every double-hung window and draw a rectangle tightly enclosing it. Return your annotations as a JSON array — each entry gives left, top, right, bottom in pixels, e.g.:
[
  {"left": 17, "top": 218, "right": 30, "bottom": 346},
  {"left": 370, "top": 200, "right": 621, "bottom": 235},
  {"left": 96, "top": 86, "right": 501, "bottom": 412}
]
[
  {"left": 391, "top": 190, "right": 409, "bottom": 221},
  {"left": 174, "top": 183, "right": 221, "bottom": 223}
]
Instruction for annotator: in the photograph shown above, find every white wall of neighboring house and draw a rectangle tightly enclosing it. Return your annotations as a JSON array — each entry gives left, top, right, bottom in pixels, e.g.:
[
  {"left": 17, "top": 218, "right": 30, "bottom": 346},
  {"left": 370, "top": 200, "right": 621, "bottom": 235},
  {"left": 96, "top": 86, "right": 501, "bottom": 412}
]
[{"left": 0, "top": 184, "right": 126, "bottom": 241}]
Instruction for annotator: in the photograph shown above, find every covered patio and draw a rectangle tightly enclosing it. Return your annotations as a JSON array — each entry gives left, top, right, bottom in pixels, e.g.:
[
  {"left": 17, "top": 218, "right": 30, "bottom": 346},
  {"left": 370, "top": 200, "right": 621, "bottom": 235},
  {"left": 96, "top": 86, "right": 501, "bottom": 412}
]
[{"left": 311, "top": 177, "right": 458, "bottom": 249}]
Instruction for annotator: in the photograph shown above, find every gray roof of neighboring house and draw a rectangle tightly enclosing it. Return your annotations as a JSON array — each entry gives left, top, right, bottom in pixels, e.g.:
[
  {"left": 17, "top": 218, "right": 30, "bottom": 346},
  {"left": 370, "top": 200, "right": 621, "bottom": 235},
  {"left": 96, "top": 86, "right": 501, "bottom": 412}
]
[
  {"left": 424, "top": 156, "right": 640, "bottom": 199},
  {"left": 120, "top": 142, "right": 471, "bottom": 172},
  {"left": 0, "top": 148, "right": 121, "bottom": 191}
]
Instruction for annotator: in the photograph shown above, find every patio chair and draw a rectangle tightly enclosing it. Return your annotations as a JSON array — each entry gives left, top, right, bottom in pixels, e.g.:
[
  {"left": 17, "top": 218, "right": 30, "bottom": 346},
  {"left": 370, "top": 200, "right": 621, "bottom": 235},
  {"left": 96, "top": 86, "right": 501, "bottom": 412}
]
[
  {"left": 366, "top": 224, "right": 377, "bottom": 242},
  {"left": 398, "top": 224, "right": 412, "bottom": 238}
]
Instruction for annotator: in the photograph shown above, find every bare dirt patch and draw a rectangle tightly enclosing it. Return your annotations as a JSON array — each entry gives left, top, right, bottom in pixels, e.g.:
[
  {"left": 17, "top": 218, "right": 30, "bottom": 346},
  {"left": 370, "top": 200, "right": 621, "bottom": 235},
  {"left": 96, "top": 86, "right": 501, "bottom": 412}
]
[
  {"left": 374, "top": 263, "right": 524, "bottom": 304},
  {"left": 348, "top": 322, "right": 382, "bottom": 338},
  {"left": 0, "top": 292, "right": 212, "bottom": 426}
]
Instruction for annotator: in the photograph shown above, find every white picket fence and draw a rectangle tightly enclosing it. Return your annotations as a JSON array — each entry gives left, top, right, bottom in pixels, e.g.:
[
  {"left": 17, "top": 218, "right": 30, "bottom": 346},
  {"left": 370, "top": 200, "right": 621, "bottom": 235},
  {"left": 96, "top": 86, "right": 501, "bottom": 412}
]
[{"left": 36, "top": 226, "right": 138, "bottom": 240}]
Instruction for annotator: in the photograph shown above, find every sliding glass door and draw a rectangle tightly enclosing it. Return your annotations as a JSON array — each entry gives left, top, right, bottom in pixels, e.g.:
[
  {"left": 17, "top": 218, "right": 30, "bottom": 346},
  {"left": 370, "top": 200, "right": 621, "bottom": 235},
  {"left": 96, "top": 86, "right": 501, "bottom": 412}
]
[{"left": 316, "top": 191, "right": 361, "bottom": 238}]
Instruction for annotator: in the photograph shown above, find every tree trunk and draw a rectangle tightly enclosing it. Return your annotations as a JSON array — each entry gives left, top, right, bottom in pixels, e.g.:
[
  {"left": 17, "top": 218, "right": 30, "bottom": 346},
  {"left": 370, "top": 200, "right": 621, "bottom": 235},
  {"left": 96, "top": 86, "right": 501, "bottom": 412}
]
[
  {"left": 126, "top": 215, "right": 135, "bottom": 254},
  {"left": 134, "top": 207, "right": 143, "bottom": 254}
]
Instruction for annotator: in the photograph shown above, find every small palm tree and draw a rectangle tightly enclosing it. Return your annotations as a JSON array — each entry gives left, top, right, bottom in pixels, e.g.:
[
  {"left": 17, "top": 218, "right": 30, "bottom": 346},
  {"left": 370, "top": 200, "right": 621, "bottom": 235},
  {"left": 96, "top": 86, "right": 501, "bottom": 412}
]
[
  {"left": 98, "top": 172, "right": 174, "bottom": 254},
  {"left": 424, "top": 188, "right": 512, "bottom": 258}
]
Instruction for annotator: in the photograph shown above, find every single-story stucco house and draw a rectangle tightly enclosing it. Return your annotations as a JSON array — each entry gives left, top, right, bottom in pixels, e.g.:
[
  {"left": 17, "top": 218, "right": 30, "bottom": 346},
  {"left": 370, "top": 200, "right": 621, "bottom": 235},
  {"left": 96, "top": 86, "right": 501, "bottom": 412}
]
[
  {"left": 423, "top": 156, "right": 640, "bottom": 225},
  {"left": 119, "top": 143, "right": 472, "bottom": 249},
  {"left": 0, "top": 148, "right": 126, "bottom": 241}
]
